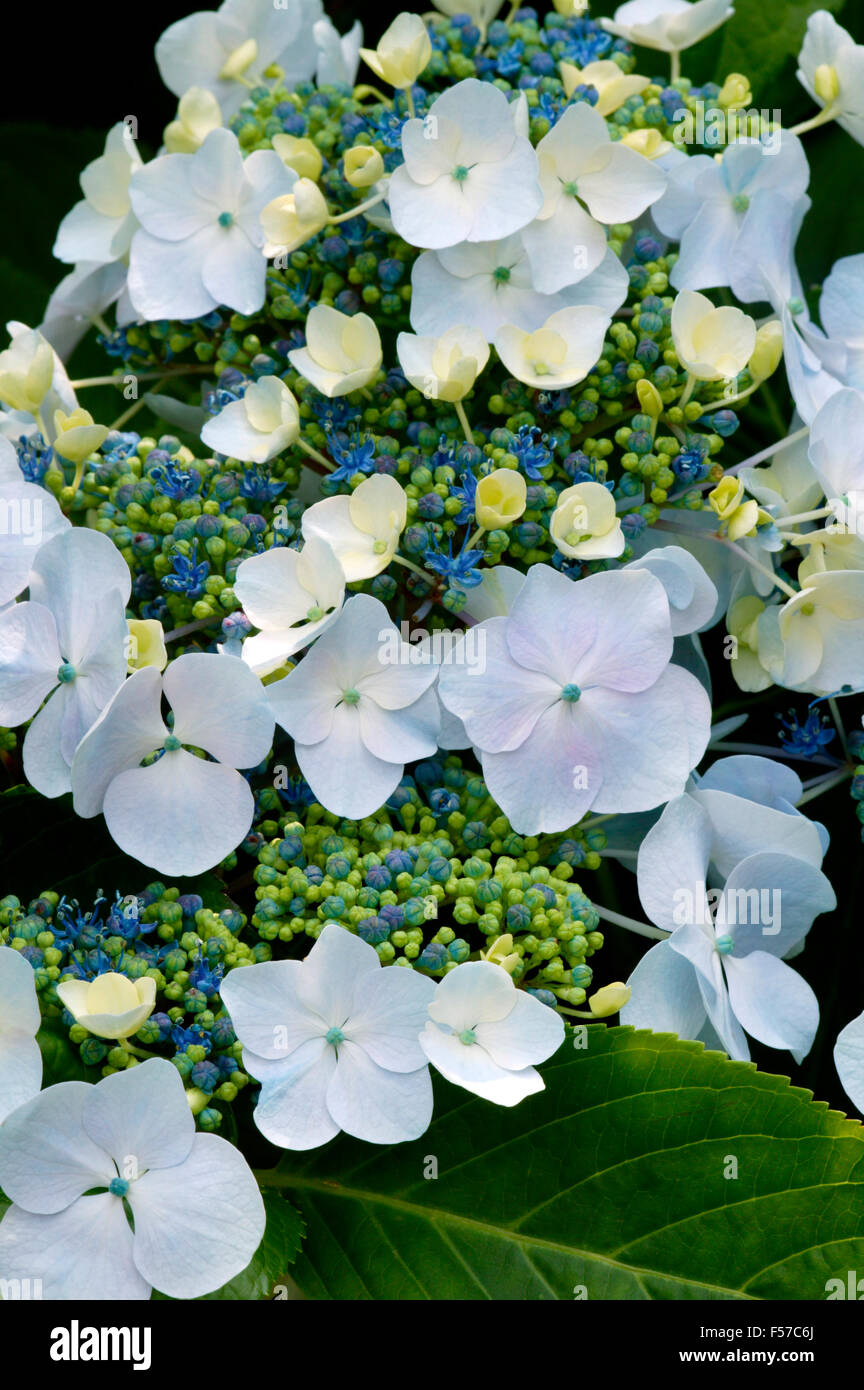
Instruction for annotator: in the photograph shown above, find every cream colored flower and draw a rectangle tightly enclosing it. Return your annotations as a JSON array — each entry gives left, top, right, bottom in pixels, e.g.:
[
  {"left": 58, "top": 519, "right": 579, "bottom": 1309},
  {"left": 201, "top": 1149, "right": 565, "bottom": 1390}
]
[
  {"left": 261, "top": 180, "right": 330, "bottom": 256},
  {"left": 726, "top": 594, "right": 772, "bottom": 692},
  {"left": 475, "top": 469, "right": 528, "bottom": 529},
  {"left": 127, "top": 619, "right": 168, "bottom": 673},
  {"left": 493, "top": 306, "right": 610, "bottom": 390},
  {"left": 588, "top": 982, "right": 632, "bottom": 1016},
  {"left": 0, "top": 328, "right": 55, "bottom": 414},
  {"left": 480, "top": 932, "right": 521, "bottom": 973},
  {"left": 560, "top": 59, "right": 650, "bottom": 115},
  {"left": 271, "top": 133, "right": 323, "bottom": 183},
  {"left": 671, "top": 289, "right": 757, "bottom": 381},
  {"left": 748, "top": 320, "right": 784, "bottom": 381},
  {"left": 717, "top": 72, "right": 753, "bottom": 109},
  {"left": 550, "top": 480, "right": 625, "bottom": 560},
  {"left": 289, "top": 305, "right": 382, "bottom": 397},
  {"left": 302, "top": 473, "right": 407, "bottom": 581},
  {"left": 620, "top": 127, "right": 674, "bottom": 158},
  {"left": 359, "top": 12, "right": 431, "bottom": 92},
  {"left": 397, "top": 326, "right": 489, "bottom": 403},
  {"left": 163, "top": 87, "right": 222, "bottom": 154},
  {"left": 201, "top": 375, "right": 300, "bottom": 463},
  {"left": 344, "top": 145, "right": 385, "bottom": 189},
  {"left": 52, "top": 407, "right": 108, "bottom": 464},
  {"left": 57, "top": 972, "right": 157, "bottom": 1040}
]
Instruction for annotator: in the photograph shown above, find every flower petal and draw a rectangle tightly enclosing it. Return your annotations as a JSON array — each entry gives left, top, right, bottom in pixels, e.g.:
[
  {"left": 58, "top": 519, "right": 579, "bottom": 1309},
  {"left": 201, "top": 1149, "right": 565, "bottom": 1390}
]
[
  {"left": 82, "top": 1058, "right": 194, "bottom": 1177},
  {"left": 164, "top": 651, "right": 274, "bottom": 767},
  {"left": 0, "top": 1194, "right": 149, "bottom": 1300},
  {"left": 326, "top": 1042, "right": 433, "bottom": 1142},
  {"left": 0, "top": 1082, "right": 114, "bottom": 1214}
]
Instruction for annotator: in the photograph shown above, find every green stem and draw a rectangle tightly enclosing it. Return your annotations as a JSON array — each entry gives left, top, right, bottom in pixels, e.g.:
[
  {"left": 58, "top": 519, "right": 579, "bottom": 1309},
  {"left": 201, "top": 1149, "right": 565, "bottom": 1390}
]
[
  {"left": 454, "top": 399, "right": 475, "bottom": 447},
  {"left": 788, "top": 104, "right": 838, "bottom": 138},
  {"left": 593, "top": 904, "right": 668, "bottom": 942},
  {"left": 329, "top": 189, "right": 389, "bottom": 225},
  {"left": 296, "top": 437, "right": 335, "bottom": 471},
  {"left": 463, "top": 525, "right": 486, "bottom": 553},
  {"left": 796, "top": 767, "right": 852, "bottom": 805},
  {"left": 392, "top": 553, "right": 437, "bottom": 587}
]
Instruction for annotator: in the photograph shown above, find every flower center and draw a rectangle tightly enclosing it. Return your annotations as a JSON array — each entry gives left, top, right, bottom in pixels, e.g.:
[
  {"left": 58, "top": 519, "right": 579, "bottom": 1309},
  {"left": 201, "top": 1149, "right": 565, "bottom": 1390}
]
[
  {"left": 731, "top": 193, "right": 750, "bottom": 212},
  {"left": 163, "top": 733, "right": 183, "bottom": 752},
  {"left": 109, "top": 1177, "right": 130, "bottom": 1197},
  {"left": 458, "top": 1028, "right": 477, "bottom": 1045},
  {"left": 218, "top": 211, "right": 234, "bottom": 228},
  {"left": 325, "top": 1026, "right": 345, "bottom": 1045},
  {"left": 493, "top": 265, "right": 512, "bottom": 284},
  {"left": 715, "top": 934, "right": 734, "bottom": 955},
  {"left": 561, "top": 683, "right": 582, "bottom": 702},
  {"left": 306, "top": 605, "right": 324, "bottom": 621},
  {"left": 799, "top": 601, "right": 815, "bottom": 616},
  {"left": 452, "top": 164, "right": 470, "bottom": 182},
  {"left": 562, "top": 179, "right": 580, "bottom": 198},
  {"left": 787, "top": 296, "right": 805, "bottom": 316},
  {"left": 56, "top": 662, "right": 76, "bottom": 684},
  {"left": 342, "top": 687, "right": 360, "bottom": 706}
]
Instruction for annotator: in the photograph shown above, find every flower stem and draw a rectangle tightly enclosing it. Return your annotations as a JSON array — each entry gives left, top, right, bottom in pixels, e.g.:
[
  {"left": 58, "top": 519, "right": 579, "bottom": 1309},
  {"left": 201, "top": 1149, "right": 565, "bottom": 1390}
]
[
  {"left": 593, "top": 904, "right": 668, "bottom": 942},
  {"left": 454, "top": 399, "right": 475, "bottom": 446},
  {"left": 329, "top": 190, "right": 388, "bottom": 224},
  {"left": 296, "top": 437, "right": 335, "bottom": 471},
  {"left": 164, "top": 616, "right": 220, "bottom": 643},
  {"left": 796, "top": 766, "right": 852, "bottom": 805},
  {"left": 789, "top": 104, "right": 838, "bottom": 137},
  {"left": 392, "top": 553, "right": 436, "bottom": 587},
  {"left": 70, "top": 366, "right": 210, "bottom": 389},
  {"left": 719, "top": 538, "right": 798, "bottom": 599},
  {"left": 670, "top": 50, "right": 681, "bottom": 83},
  {"left": 463, "top": 525, "right": 486, "bottom": 553}
]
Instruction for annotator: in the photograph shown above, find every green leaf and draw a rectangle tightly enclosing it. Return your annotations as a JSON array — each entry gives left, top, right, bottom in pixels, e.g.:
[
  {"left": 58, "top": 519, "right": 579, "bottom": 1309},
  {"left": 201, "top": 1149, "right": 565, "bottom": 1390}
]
[
  {"left": 151, "top": 1191, "right": 305, "bottom": 1301},
  {"left": 273, "top": 1027, "right": 864, "bottom": 1300},
  {"left": 36, "top": 1020, "right": 90, "bottom": 1086}
]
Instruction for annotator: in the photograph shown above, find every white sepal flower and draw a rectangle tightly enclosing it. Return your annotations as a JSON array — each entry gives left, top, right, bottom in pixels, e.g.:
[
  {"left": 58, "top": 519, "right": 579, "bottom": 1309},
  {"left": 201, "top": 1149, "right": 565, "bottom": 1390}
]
[
  {"left": 221, "top": 923, "right": 437, "bottom": 1148},
  {"left": 397, "top": 326, "right": 490, "bottom": 402},
  {"left": 627, "top": 545, "right": 718, "bottom": 635},
  {"left": 521, "top": 102, "right": 667, "bottom": 294},
  {"left": 200, "top": 375, "right": 300, "bottom": 463},
  {"left": 0, "top": 947, "right": 41, "bottom": 1125},
  {"left": 797, "top": 10, "right": 864, "bottom": 147},
  {"left": 410, "top": 236, "right": 628, "bottom": 339},
  {"left": 301, "top": 472, "right": 407, "bottom": 581},
  {"left": 0, "top": 528, "right": 131, "bottom": 798},
  {"left": 438, "top": 563, "right": 711, "bottom": 833},
  {"left": 763, "top": 571, "right": 864, "bottom": 694},
  {"left": 234, "top": 535, "right": 345, "bottom": 673},
  {"left": 419, "top": 961, "right": 564, "bottom": 1106},
  {"left": 53, "top": 124, "right": 142, "bottom": 267},
  {"left": 807, "top": 387, "right": 864, "bottom": 505},
  {"left": 314, "top": 16, "right": 363, "bottom": 87},
  {"left": 128, "top": 128, "right": 296, "bottom": 319},
  {"left": 267, "top": 594, "right": 440, "bottom": 817},
  {"left": 0, "top": 1059, "right": 265, "bottom": 1299},
  {"left": 288, "top": 305, "right": 382, "bottom": 397},
  {"left": 70, "top": 653, "right": 274, "bottom": 876},
  {"left": 38, "top": 262, "right": 131, "bottom": 361},
  {"left": 359, "top": 12, "right": 431, "bottom": 92},
  {"left": 621, "top": 794, "right": 833, "bottom": 1062},
  {"left": 601, "top": 0, "right": 734, "bottom": 56},
  {"left": 690, "top": 754, "right": 829, "bottom": 880},
  {"left": 156, "top": 0, "right": 323, "bottom": 119},
  {"left": 0, "top": 437, "right": 70, "bottom": 606},
  {"left": 388, "top": 78, "right": 543, "bottom": 251},
  {"left": 494, "top": 305, "right": 610, "bottom": 389},
  {"left": 652, "top": 134, "right": 810, "bottom": 292},
  {"left": 671, "top": 288, "right": 756, "bottom": 380},
  {"left": 560, "top": 59, "right": 650, "bottom": 115}
]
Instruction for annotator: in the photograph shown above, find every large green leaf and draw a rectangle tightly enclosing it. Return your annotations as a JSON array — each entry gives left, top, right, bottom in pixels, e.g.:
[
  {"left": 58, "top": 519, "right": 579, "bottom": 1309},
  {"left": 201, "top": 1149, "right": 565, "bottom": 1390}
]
[{"left": 268, "top": 1027, "right": 864, "bottom": 1300}]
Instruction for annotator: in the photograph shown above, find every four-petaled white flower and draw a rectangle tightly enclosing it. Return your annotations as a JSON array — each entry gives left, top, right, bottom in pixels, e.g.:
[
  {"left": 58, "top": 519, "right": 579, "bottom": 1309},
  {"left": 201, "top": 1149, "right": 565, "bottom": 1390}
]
[
  {"left": 797, "top": 9, "right": 864, "bottom": 148},
  {"left": 288, "top": 304, "right": 382, "bottom": 397},
  {"left": 652, "top": 134, "right": 809, "bottom": 292},
  {"left": 410, "top": 235, "right": 628, "bottom": 340},
  {"left": 0, "top": 948, "right": 41, "bottom": 1125},
  {"left": 419, "top": 961, "right": 564, "bottom": 1106},
  {"left": 267, "top": 593, "right": 440, "bottom": 817},
  {"left": 301, "top": 472, "right": 407, "bottom": 581},
  {"left": 494, "top": 305, "right": 610, "bottom": 390},
  {"left": 549, "top": 480, "right": 625, "bottom": 561},
  {"left": 438, "top": 563, "right": 711, "bottom": 833},
  {"left": 388, "top": 78, "right": 543, "bottom": 251},
  {"left": 221, "top": 922, "right": 437, "bottom": 1148},
  {"left": 521, "top": 102, "right": 667, "bottom": 295},
  {"left": 626, "top": 545, "right": 718, "bottom": 635},
  {"left": 70, "top": 653, "right": 274, "bottom": 875},
  {"left": 601, "top": 0, "right": 734, "bottom": 57},
  {"left": 314, "top": 16, "right": 363, "bottom": 87},
  {"left": 0, "top": 527, "right": 130, "bottom": 798},
  {"left": 621, "top": 793, "right": 834, "bottom": 1062},
  {"left": 201, "top": 375, "right": 300, "bottom": 463},
  {"left": 0, "top": 436, "right": 69, "bottom": 606},
  {"left": 234, "top": 535, "right": 346, "bottom": 673},
  {"left": 156, "top": 0, "right": 323, "bottom": 119},
  {"left": 127, "top": 127, "right": 297, "bottom": 319},
  {"left": 0, "top": 1059, "right": 265, "bottom": 1299}
]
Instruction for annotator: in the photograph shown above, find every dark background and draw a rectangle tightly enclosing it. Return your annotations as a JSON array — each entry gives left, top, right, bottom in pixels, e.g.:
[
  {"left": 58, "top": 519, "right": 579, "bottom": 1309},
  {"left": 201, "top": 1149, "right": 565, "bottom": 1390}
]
[{"left": 2, "top": 0, "right": 864, "bottom": 1109}]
